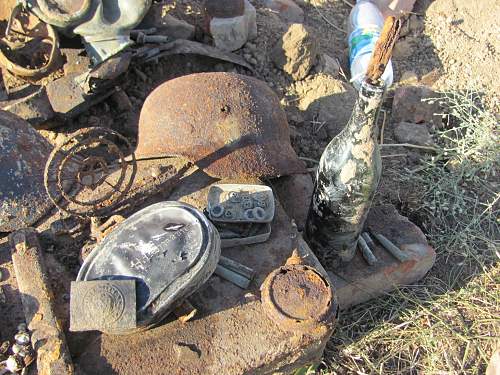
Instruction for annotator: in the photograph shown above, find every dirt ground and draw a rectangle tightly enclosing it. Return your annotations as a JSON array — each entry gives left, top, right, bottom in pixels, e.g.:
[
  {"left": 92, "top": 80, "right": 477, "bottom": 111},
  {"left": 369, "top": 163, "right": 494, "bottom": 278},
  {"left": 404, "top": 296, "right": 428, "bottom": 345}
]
[{"left": 0, "top": 0, "right": 498, "bottom": 373}]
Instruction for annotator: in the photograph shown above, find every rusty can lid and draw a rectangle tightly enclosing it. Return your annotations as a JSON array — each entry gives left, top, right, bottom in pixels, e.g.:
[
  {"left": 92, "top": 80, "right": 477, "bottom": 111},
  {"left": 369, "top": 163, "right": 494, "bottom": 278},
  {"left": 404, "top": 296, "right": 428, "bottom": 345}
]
[{"left": 261, "top": 264, "right": 337, "bottom": 333}]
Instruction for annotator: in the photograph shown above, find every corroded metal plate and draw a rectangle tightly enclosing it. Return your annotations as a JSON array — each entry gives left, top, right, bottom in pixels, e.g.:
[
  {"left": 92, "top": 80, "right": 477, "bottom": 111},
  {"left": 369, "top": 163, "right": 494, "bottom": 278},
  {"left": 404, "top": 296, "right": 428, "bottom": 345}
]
[
  {"left": 261, "top": 264, "right": 338, "bottom": 333},
  {"left": 0, "top": 110, "right": 53, "bottom": 232}
]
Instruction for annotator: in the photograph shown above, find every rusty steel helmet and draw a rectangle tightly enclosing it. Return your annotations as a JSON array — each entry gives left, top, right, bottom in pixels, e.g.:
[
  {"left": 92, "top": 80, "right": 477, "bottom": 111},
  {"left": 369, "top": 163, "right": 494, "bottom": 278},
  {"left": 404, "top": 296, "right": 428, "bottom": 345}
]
[
  {"left": 135, "top": 72, "right": 306, "bottom": 179},
  {"left": 0, "top": 110, "right": 53, "bottom": 232}
]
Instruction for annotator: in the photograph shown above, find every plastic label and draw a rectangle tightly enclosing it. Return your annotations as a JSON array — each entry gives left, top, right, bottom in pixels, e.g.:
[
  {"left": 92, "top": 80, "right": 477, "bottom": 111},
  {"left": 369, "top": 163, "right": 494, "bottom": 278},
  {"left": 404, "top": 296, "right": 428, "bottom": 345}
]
[{"left": 349, "top": 27, "right": 380, "bottom": 64}]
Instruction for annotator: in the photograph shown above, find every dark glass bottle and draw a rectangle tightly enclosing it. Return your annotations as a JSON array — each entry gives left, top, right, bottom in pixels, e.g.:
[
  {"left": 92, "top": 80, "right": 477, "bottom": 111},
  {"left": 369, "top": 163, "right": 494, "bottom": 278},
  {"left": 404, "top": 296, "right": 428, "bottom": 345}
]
[{"left": 306, "top": 81, "right": 384, "bottom": 265}]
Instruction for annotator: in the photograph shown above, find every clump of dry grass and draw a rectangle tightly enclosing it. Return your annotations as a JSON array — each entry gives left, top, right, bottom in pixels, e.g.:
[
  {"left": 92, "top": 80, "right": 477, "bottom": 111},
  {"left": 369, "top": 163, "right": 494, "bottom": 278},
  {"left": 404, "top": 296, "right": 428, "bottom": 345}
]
[{"left": 322, "top": 90, "right": 499, "bottom": 374}]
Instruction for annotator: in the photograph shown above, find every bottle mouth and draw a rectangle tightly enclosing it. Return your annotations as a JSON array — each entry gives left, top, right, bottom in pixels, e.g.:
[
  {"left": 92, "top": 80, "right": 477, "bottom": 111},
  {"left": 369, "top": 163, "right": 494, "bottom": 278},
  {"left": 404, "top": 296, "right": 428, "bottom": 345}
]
[
  {"left": 360, "top": 79, "right": 386, "bottom": 94},
  {"left": 359, "top": 80, "right": 385, "bottom": 108}
]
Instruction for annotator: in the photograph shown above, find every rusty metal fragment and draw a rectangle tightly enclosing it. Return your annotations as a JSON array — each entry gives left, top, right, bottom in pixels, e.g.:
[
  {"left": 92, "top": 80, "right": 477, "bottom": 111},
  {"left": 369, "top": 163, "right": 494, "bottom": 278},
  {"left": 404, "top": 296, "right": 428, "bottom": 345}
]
[
  {"left": 261, "top": 264, "right": 337, "bottom": 334},
  {"left": 135, "top": 72, "right": 306, "bottom": 179},
  {"left": 0, "top": 110, "right": 53, "bottom": 232},
  {"left": 0, "top": 5, "right": 60, "bottom": 78},
  {"left": 8, "top": 228, "right": 74, "bottom": 375},
  {"left": 139, "top": 39, "right": 254, "bottom": 72},
  {"left": 44, "top": 127, "right": 137, "bottom": 218}
]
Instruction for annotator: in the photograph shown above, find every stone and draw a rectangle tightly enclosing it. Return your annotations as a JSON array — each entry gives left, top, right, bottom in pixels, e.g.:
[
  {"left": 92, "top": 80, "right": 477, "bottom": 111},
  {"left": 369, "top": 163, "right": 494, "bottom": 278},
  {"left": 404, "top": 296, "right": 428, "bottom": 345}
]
[
  {"left": 409, "top": 14, "right": 424, "bottom": 34},
  {"left": 62, "top": 48, "right": 91, "bottom": 76},
  {"left": 399, "top": 70, "right": 419, "bottom": 84},
  {"left": 272, "top": 173, "right": 314, "bottom": 231},
  {"left": 264, "top": 0, "right": 304, "bottom": 23},
  {"left": 139, "top": 4, "right": 195, "bottom": 40},
  {"left": 394, "top": 121, "right": 434, "bottom": 146},
  {"left": 315, "top": 54, "right": 341, "bottom": 78},
  {"left": 294, "top": 75, "right": 357, "bottom": 137},
  {"left": 111, "top": 89, "right": 133, "bottom": 112},
  {"left": 392, "top": 85, "right": 441, "bottom": 126},
  {"left": 208, "top": 0, "right": 257, "bottom": 52},
  {"left": 392, "top": 37, "right": 413, "bottom": 59},
  {"left": 271, "top": 23, "right": 318, "bottom": 81}
]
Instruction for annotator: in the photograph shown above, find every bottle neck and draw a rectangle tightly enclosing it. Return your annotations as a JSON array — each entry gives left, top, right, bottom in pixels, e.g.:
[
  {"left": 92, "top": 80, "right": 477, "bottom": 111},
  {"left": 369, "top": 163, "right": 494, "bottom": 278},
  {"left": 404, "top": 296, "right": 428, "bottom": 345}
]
[{"left": 345, "top": 80, "right": 385, "bottom": 140}]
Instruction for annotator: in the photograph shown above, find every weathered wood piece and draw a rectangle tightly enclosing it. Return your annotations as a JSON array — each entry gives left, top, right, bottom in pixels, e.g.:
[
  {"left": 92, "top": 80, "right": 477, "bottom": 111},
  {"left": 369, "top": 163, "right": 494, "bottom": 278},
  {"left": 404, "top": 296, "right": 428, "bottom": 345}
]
[
  {"left": 366, "top": 16, "right": 402, "bottom": 84},
  {"left": 9, "top": 228, "right": 74, "bottom": 375}
]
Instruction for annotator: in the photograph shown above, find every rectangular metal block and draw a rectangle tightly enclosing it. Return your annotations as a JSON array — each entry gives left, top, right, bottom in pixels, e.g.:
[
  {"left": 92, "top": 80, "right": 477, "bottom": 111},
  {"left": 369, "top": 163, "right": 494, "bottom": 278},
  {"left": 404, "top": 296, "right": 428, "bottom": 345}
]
[{"left": 70, "top": 280, "right": 136, "bottom": 333}]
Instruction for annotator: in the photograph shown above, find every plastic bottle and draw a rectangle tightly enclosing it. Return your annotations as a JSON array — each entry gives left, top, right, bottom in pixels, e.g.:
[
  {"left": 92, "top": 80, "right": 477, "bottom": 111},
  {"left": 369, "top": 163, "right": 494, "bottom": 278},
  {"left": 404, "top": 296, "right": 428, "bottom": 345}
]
[{"left": 348, "top": 0, "right": 393, "bottom": 90}]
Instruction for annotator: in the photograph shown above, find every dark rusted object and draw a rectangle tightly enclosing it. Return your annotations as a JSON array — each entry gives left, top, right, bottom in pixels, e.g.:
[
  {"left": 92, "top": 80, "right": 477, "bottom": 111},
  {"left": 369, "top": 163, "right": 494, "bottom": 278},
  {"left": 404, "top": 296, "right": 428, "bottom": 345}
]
[
  {"left": 0, "top": 110, "right": 53, "bottom": 232},
  {"left": 9, "top": 228, "right": 74, "bottom": 375},
  {"left": 44, "top": 127, "right": 137, "bottom": 218},
  {"left": 135, "top": 72, "right": 306, "bottom": 179},
  {"left": 260, "top": 264, "right": 337, "bottom": 334},
  {"left": 0, "top": 5, "right": 60, "bottom": 78},
  {"left": 204, "top": 0, "right": 245, "bottom": 19}
]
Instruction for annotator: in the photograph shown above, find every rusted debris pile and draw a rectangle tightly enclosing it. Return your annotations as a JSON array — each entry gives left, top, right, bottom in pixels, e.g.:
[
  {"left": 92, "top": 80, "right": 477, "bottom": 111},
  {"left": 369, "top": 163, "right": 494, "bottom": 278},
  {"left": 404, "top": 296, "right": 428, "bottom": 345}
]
[
  {"left": 0, "top": 2, "right": 435, "bottom": 374},
  {"left": 0, "top": 0, "right": 253, "bottom": 129}
]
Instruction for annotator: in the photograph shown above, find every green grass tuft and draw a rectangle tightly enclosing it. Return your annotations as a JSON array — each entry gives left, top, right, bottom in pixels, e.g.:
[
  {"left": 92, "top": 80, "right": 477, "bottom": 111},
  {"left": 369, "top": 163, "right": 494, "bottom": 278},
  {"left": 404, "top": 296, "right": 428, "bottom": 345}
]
[{"left": 323, "top": 90, "right": 499, "bottom": 374}]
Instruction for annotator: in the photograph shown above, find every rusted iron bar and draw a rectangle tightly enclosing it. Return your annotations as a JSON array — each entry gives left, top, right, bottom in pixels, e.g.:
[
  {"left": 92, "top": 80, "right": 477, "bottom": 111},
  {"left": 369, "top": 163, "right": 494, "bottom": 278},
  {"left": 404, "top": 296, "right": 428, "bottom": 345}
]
[
  {"left": 9, "top": 228, "right": 74, "bottom": 375},
  {"left": 366, "top": 16, "right": 402, "bottom": 85},
  {"left": 219, "top": 256, "right": 255, "bottom": 281},
  {"left": 215, "top": 265, "right": 251, "bottom": 289}
]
